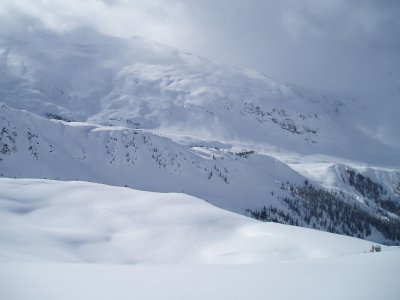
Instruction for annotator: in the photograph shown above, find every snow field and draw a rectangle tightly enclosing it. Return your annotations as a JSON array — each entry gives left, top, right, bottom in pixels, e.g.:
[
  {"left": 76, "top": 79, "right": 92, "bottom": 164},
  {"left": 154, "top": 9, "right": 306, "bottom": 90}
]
[{"left": 0, "top": 178, "right": 379, "bottom": 264}]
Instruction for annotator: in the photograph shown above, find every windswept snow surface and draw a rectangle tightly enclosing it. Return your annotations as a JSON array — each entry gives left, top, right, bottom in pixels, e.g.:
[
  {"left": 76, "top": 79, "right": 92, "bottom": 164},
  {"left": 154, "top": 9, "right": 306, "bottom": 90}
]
[
  {"left": 0, "top": 178, "right": 374, "bottom": 264},
  {"left": 0, "top": 178, "right": 399, "bottom": 300}
]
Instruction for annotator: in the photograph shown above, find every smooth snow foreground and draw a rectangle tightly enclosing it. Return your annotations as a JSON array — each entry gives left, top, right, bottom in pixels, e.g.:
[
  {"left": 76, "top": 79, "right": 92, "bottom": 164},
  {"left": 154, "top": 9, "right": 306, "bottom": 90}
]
[
  {"left": 1, "top": 252, "right": 399, "bottom": 300},
  {"left": 0, "top": 178, "right": 379, "bottom": 263},
  {"left": 0, "top": 178, "right": 399, "bottom": 299}
]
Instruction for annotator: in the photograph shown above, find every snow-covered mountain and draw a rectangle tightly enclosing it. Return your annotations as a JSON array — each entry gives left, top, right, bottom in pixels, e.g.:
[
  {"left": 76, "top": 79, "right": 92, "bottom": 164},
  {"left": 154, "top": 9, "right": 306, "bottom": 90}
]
[
  {"left": 2, "top": 27, "right": 399, "bottom": 162},
  {"left": 1, "top": 26, "right": 399, "bottom": 244}
]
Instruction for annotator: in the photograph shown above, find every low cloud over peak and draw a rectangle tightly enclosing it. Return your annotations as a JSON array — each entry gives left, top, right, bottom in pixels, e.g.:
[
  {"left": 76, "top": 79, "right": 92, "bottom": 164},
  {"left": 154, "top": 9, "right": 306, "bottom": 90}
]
[{"left": 1, "top": 0, "right": 399, "bottom": 98}]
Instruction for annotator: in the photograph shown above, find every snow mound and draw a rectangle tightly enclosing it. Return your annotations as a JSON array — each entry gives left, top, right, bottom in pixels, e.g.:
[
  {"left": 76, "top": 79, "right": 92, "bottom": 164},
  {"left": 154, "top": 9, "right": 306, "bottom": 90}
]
[{"left": 0, "top": 178, "right": 375, "bottom": 264}]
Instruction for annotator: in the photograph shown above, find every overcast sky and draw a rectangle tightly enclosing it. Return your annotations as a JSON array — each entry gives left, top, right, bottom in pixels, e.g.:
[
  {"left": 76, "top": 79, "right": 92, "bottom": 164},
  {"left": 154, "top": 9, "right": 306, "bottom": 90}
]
[{"left": 1, "top": 0, "right": 399, "bottom": 98}]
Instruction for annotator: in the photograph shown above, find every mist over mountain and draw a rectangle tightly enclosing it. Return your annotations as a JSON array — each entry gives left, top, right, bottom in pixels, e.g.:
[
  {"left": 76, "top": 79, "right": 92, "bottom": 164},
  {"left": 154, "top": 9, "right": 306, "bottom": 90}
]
[{"left": 1, "top": 25, "right": 399, "bottom": 245}]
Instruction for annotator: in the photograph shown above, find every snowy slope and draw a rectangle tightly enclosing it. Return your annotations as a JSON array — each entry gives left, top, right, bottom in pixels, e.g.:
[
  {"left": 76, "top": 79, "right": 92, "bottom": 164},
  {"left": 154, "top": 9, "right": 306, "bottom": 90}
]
[
  {"left": 0, "top": 103, "right": 306, "bottom": 214},
  {"left": 1, "top": 103, "right": 399, "bottom": 244},
  {"left": 0, "top": 178, "right": 379, "bottom": 264},
  {"left": 1, "top": 26, "right": 399, "bottom": 165},
  {"left": 1, "top": 179, "right": 399, "bottom": 300}
]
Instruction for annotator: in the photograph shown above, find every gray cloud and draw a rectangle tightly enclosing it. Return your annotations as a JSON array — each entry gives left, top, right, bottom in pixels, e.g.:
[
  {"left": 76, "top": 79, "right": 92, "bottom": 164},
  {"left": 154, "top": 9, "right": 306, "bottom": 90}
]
[{"left": 1, "top": 0, "right": 399, "bottom": 98}]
